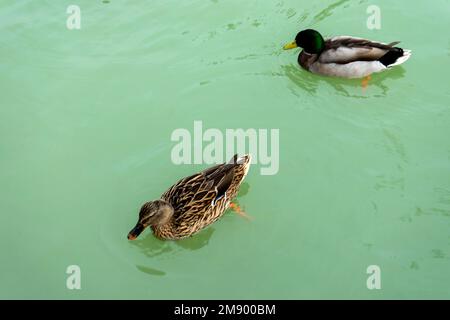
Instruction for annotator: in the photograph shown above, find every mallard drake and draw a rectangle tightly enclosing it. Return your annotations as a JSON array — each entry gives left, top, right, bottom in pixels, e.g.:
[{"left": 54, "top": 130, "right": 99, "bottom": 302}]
[
  {"left": 283, "top": 29, "right": 411, "bottom": 79},
  {"left": 127, "top": 154, "right": 251, "bottom": 240}
]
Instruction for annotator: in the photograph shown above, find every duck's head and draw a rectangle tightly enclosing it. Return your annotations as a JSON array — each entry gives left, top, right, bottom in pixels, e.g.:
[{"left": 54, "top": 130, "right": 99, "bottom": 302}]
[
  {"left": 283, "top": 29, "right": 325, "bottom": 54},
  {"left": 127, "top": 200, "right": 174, "bottom": 240}
]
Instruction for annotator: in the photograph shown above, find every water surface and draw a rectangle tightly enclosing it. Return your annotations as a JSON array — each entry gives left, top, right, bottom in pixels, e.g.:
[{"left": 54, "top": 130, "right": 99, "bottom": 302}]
[{"left": 1, "top": 0, "right": 449, "bottom": 299}]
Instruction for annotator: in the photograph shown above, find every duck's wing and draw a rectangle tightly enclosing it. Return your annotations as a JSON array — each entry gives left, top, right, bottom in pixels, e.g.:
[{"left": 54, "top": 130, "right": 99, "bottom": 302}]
[
  {"left": 319, "top": 36, "right": 400, "bottom": 64},
  {"left": 160, "top": 157, "right": 238, "bottom": 219},
  {"left": 326, "top": 36, "right": 400, "bottom": 50}
]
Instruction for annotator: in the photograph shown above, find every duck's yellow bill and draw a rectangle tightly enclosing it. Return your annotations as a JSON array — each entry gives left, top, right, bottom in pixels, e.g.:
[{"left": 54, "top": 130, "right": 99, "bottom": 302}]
[{"left": 283, "top": 41, "right": 298, "bottom": 50}]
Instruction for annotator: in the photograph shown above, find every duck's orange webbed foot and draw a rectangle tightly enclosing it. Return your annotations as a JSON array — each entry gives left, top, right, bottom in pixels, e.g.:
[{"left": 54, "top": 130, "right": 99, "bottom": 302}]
[
  {"left": 362, "top": 74, "right": 372, "bottom": 89},
  {"left": 229, "top": 202, "right": 253, "bottom": 221}
]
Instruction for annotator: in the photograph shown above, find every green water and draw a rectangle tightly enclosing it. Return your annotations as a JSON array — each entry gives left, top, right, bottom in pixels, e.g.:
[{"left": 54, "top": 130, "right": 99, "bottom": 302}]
[{"left": 1, "top": 0, "right": 450, "bottom": 299}]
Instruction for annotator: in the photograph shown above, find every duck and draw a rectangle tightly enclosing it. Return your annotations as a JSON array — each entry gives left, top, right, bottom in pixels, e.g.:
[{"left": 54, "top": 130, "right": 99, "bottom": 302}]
[
  {"left": 283, "top": 29, "right": 411, "bottom": 79},
  {"left": 127, "top": 154, "right": 251, "bottom": 240}
]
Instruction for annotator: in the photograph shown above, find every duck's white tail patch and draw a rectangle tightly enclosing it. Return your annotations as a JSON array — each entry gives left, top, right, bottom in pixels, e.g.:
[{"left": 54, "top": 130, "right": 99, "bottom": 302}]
[
  {"left": 228, "top": 154, "right": 252, "bottom": 165},
  {"left": 388, "top": 49, "right": 412, "bottom": 68},
  {"left": 236, "top": 154, "right": 251, "bottom": 165},
  {"left": 228, "top": 154, "right": 252, "bottom": 178}
]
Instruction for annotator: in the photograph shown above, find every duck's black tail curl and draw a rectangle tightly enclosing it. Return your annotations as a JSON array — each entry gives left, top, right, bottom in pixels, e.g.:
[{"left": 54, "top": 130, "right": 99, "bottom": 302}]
[{"left": 378, "top": 47, "right": 405, "bottom": 67}]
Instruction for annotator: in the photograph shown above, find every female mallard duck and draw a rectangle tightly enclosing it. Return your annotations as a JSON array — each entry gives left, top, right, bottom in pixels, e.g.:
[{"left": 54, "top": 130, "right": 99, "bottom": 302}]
[
  {"left": 127, "top": 154, "right": 251, "bottom": 240},
  {"left": 283, "top": 29, "right": 411, "bottom": 79}
]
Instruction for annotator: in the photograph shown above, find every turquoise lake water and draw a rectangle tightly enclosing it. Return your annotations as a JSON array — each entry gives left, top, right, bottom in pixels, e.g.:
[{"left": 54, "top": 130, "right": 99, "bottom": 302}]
[{"left": 1, "top": 0, "right": 449, "bottom": 299}]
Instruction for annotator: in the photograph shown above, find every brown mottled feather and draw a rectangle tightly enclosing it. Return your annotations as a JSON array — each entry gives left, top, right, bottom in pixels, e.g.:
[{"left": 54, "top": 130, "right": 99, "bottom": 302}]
[{"left": 151, "top": 154, "right": 251, "bottom": 240}]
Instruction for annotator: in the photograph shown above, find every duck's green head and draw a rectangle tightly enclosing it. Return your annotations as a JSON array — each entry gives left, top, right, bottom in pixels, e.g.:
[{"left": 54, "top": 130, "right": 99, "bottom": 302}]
[
  {"left": 127, "top": 200, "right": 174, "bottom": 240},
  {"left": 283, "top": 29, "right": 325, "bottom": 54}
]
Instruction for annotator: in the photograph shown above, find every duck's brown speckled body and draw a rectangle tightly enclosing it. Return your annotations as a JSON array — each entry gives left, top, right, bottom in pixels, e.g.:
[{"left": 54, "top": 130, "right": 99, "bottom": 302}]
[{"left": 128, "top": 154, "right": 251, "bottom": 241}]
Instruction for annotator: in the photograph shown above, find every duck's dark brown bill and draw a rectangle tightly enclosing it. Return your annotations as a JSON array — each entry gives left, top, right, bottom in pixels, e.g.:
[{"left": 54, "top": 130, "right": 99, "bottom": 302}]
[{"left": 127, "top": 223, "right": 144, "bottom": 240}]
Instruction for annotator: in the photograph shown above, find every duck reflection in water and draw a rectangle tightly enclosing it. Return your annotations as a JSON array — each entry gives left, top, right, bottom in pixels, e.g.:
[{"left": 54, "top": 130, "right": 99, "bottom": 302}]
[
  {"left": 130, "top": 226, "right": 217, "bottom": 258},
  {"left": 282, "top": 63, "right": 407, "bottom": 98},
  {"left": 131, "top": 227, "right": 217, "bottom": 276}
]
